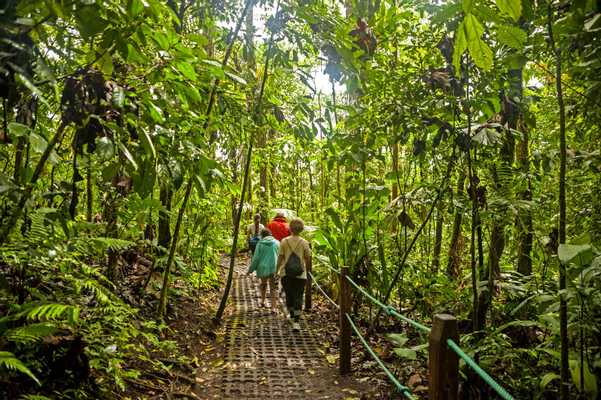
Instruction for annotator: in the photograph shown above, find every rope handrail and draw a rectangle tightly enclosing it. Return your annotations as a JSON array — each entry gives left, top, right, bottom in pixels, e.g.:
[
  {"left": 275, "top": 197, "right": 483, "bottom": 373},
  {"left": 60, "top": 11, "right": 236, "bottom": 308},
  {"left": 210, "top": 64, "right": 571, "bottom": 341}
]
[
  {"left": 345, "top": 313, "right": 415, "bottom": 400},
  {"left": 446, "top": 339, "right": 514, "bottom": 400},
  {"left": 308, "top": 271, "right": 339, "bottom": 309},
  {"left": 344, "top": 275, "right": 431, "bottom": 334},
  {"left": 312, "top": 267, "right": 514, "bottom": 399}
]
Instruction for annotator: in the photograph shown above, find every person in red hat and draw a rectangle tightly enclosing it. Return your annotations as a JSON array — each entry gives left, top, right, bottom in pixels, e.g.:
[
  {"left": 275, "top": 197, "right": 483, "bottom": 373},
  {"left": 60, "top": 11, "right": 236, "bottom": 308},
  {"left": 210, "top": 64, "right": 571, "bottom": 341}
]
[{"left": 267, "top": 212, "right": 291, "bottom": 242}]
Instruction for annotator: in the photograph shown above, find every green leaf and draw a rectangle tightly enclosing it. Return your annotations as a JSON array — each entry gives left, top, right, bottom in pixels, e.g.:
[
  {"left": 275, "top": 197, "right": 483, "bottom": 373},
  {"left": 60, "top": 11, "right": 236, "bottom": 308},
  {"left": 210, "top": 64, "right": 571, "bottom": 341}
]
[
  {"left": 128, "top": 0, "right": 145, "bottom": 17},
  {"left": 29, "top": 133, "right": 48, "bottom": 153},
  {"left": 8, "top": 122, "right": 30, "bottom": 138},
  {"left": 98, "top": 52, "right": 113, "bottom": 76},
  {"left": 496, "top": 25, "right": 526, "bottom": 49},
  {"left": 453, "top": 20, "right": 468, "bottom": 72},
  {"left": 393, "top": 347, "right": 417, "bottom": 360},
  {"left": 127, "top": 43, "right": 147, "bottom": 64},
  {"left": 432, "top": 2, "right": 462, "bottom": 25},
  {"left": 496, "top": 0, "right": 521, "bottom": 21},
  {"left": 176, "top": 61, "right": 197, "bottom": 81},
  {"left": 118, "top": 142, "right": 139, "bottom": 171},
  {"left": 584, "top": 13, "right": 601, "bottom": 32},
  {"left": 462, "top": 0, "right": 473, "bottom": 13},
  {"left": 224, "top": 70, "right": 247, "bottom": 85},
  {"left": 146, "top": 101, "right": 165, "bottom": 124},
  {"left": 95, "top": 137, "right": 114, "bottom": 160},
  {"left": 140, "top": 129, "right": 156, "bottom": 159},
  {"left": 153, "top": 31, "right": 170, "bottom": 51},
  {"left": 0, "top": 351, "right": 41, "bottom": 385},
  {"left": 539, "top": 373, "right": 560, "bottom": 391},
  {"left": 76, "top": 7, "right": 107, "bottom": 39},
  {"left": 569, "top": 359, "right": 598, "bottom": 398},
  {"left": 558, "top": 244, "right": 593, "bottom": 267},
  {"left": 467, "top": 36, "right": 493, "bottom": 70},
  {"left": 15, "top": 73, "right": 50, "bottom": 108},
  {"left": 472, "top": 128, "right": 501, "bottom": 146},
  {"left": 386, "top": 333, "right": 409, "bottom": 347}
]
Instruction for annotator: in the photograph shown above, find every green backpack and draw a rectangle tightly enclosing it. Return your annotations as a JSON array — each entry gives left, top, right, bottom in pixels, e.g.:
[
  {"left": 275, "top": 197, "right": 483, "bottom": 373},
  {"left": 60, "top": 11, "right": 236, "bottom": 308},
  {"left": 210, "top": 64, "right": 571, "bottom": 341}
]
[{"left": 284, "top": 241, "right": 304, "bottom": 277}]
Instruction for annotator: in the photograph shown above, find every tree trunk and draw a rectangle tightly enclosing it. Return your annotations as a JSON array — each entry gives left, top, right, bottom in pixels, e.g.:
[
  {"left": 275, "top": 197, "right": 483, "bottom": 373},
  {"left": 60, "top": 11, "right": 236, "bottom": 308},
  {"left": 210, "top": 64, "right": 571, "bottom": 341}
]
[
  {"left": 158, "top": 184, "right": 173, "bottom": 251},
  {"left": 432, "top": 207, "right": 444, "bottom": 273},
  {"left": 514, "top": 65, "right": 533, "bottom": 275},
  {"left": 446, "top": 173, "right": 465, "bottom": 278},
  {"left": 86, "top": 161, "right": 93, "bottom": 222},
  {"left": 548, "top": 5, "right": 570, "bottom": 398}
]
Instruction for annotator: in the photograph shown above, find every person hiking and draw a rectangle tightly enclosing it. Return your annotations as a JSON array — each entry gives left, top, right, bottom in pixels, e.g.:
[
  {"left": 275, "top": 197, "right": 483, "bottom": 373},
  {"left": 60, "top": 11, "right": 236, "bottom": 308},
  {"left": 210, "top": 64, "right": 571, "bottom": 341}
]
[
  {"left": 276, "top": 218, "right": 311, "bottom": 332},
  {"left": 248, "top": 228, "right": 279, "bottom": 312},
  {"left": 247, "top": 213, "right": 264, "bottom": 256},
  {"left": 267, "top": 211, "right": 290, "bottom": 242}
]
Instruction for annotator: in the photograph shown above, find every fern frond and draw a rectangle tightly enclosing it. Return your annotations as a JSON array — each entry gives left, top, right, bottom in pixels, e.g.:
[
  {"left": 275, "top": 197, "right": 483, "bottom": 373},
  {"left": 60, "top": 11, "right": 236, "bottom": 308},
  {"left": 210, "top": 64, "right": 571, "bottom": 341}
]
[
  {"left": 25, "top": 303, "right": 79, "bottom": 321},
  {"left": 0, "top": 351, "right": 41, "bottom": 385},
  {"left": 91, "top": 237, "right": 135, "bottom": 252},
  {"left": 25, "top": 208, "right": 60, "bottom": 246},
  {"left": 5, "top": 322, "right": 58, "bottom": 344},
  {"left": 20, "top": 395, "right": 52, "bottom": 400},
  {"left": 79, "top": 280, "right": 113, "bottom": 305}
]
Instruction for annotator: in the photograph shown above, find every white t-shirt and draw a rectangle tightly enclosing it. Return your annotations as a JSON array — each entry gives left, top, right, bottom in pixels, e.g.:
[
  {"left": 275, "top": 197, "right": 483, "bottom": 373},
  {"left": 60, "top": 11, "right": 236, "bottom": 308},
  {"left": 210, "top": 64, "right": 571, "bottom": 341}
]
[{"left": 247, "top": 223, "right": 265, "bottom": 236}]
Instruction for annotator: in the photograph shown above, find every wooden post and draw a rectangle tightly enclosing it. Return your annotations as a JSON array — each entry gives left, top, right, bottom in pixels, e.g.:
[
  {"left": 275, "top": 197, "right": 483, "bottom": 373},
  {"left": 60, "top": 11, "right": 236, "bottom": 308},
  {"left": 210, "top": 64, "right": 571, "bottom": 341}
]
[
  {"left": 429, "top": 314, "right": 459, "bottom": 400},
  {"left": 339, "top": 266, "right": 351, "bottom": 374}
]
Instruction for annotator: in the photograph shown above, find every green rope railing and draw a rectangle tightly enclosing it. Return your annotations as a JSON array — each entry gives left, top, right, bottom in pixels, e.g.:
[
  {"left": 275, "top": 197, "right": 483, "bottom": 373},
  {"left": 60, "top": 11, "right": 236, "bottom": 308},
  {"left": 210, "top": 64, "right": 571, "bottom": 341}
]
[
  {"left": 446, "top": 339, "right": 514, "bottom": 400},
  {"left": 311, "top": 266, "right": 515, "bottom": 399},
  {"left": 308, "top": 271, "right": 339, "bottom": 309},
  {"left": 345, "top": 313, "right": 415, "bottom": 400},
  {"left": 344, "top": 275, "right": 431, "bottom": 334}
]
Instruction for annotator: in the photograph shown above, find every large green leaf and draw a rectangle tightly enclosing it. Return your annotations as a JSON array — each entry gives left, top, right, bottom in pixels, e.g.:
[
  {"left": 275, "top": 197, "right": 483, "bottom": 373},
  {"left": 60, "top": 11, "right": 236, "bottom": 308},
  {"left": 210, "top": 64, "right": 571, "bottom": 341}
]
[
  {"left": 8, "top": 122, "right": 30, "bottom": 138},
  {"left": 569, "top": 358, "right": 598, "bottom": 399},
  {"left": 452, "top": 20, "right": 468, "bottom": 72},
  {"left": 496, "top": 25, "right": 527, "bottom": 49},
  {"left": 464, "top": 14, "right": 493, "bottom": 70},
  {"left": 496, "top": 0, "right": 521, "bottom": 21},
  {"left": 558, "top": 244, "right": 593, "bottom": 267}
]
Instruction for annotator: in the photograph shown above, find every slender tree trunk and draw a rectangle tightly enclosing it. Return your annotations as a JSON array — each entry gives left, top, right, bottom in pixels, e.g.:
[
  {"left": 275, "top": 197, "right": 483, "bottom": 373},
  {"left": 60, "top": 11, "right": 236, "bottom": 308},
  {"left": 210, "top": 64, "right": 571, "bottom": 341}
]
[
  {"left": 514, "top": 61, "right": 533, "bottom": 275},
  {"left": 446, "top": 173, "right": 465, "bottom": 278},
  {"left": 431, "top": 207, "right": 443, "bottom": 273},
  {"left": 214, "top": 0, "right": 279, "bottom": 322},
  {"left": 157, "top": 0, "right": 253, "bottom": 317},
  {"left": 548, "top": 4, "right": 570, "bottom": 398},
  {"left": 86, "top": 161, "right": 93, "bottom": 222},
  {"left": 158, "top": 184, "right": 173, "bottom": 251}
]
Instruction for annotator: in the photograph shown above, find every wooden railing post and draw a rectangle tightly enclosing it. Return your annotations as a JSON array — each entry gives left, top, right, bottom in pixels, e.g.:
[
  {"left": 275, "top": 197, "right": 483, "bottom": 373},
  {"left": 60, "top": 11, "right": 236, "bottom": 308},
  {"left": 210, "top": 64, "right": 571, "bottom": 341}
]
[
  {"left": 429, "top": 314, "right": 459, "bottom": 400},
  {"left": 305, "top": 260, "right": 312, "bottom": 311},
  {"left": 339, "top": 266, "right": 351, "bottom": 374}
]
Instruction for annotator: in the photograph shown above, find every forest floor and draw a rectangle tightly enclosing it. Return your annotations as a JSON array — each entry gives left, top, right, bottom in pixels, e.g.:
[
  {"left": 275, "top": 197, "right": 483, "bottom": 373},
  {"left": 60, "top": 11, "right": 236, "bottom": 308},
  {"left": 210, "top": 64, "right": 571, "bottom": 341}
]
[{"left": 126, "top": 254, "right": 408, "bottom": 399}]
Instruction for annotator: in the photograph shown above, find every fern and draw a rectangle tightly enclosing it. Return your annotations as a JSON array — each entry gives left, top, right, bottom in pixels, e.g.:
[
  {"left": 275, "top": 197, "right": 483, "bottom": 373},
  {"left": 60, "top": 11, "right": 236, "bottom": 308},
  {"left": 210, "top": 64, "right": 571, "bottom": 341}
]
[
  {"left": 24, "top": 208, "right": 61, "bottom": 246},
  {"left": 5, "top": 322, "right": 58, "bottom": 344},
  {"left": 0, "top": 351, "right": 40, "bottom": 385},
  {"left": 91, "top": 237, "right": 135, "bottom": 252},
  {"left": 1, "top": 303, "right": 80, "bottom": 323},
  {"left": 20, "top": 395, "right": 52, "bottom": 400}
]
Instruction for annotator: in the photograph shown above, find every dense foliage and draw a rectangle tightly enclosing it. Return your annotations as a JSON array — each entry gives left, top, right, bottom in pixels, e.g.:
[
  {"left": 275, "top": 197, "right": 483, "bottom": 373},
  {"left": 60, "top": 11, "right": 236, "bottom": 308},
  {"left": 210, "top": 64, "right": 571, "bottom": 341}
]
[{"left": 1, "top": 0, "right": 600, "bottom": 398}]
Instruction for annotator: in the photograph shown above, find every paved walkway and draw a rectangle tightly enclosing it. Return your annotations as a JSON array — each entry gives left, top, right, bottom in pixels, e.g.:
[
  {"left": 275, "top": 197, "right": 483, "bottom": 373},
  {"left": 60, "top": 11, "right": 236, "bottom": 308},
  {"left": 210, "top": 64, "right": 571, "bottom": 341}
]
[{"left": 218, "top": 261, "right": 326, "bottom": 398}]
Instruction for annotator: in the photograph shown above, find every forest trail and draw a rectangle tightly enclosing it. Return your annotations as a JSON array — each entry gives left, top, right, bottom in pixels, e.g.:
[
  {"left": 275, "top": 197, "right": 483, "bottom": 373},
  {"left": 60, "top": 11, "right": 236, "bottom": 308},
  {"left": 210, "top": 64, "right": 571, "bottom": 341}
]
[{"left": 212, "top": 256, "right": 369, "bottom": 399}]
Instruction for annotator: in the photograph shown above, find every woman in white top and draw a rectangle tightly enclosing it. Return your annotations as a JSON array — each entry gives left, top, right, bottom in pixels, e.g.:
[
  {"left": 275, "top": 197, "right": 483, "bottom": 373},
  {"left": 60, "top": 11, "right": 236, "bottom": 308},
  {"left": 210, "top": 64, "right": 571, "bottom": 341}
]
[
  {"left": 247, "top": 213, "right": 265, "bottom": 255},
  {"left": 276, "top": 218, "right": 311, "bottom": 332}
]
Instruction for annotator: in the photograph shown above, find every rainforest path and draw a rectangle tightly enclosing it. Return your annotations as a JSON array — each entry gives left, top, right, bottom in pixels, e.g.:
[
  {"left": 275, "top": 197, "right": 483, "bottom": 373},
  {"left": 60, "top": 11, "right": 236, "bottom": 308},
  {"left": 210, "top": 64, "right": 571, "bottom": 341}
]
[{"left": 203, "top": 255, "right": 374, "bottom": 400}]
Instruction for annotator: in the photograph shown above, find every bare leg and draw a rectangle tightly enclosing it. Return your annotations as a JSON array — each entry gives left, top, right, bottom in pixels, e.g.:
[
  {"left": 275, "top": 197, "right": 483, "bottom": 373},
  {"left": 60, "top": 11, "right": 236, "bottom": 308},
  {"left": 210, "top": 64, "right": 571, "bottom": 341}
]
[
  {"left": 260, "top": 278, "right": 267, "bottom": 307},
  {"left": 269, "top": 276, "right": 277, "bottom": 312}
]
